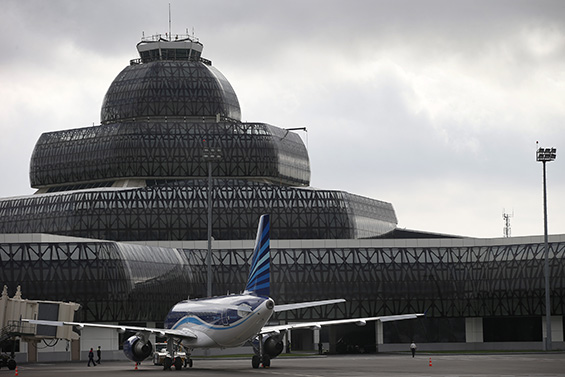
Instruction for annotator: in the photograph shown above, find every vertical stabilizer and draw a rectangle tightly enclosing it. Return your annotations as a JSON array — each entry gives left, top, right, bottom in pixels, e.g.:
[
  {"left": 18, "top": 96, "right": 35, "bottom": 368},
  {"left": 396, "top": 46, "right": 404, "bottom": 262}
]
[{"left": 245, "top": 215, "right": 270, "bottom": 297}]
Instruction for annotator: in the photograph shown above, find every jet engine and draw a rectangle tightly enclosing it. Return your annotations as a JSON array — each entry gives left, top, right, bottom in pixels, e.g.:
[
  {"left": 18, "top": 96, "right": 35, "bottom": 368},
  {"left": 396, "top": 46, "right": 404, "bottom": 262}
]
[
  {"left": 123, "top": 335, "right": 153, "bottom": 362},
  {"left": 262, "top": 335, "right": 284, "bottom": 358}
]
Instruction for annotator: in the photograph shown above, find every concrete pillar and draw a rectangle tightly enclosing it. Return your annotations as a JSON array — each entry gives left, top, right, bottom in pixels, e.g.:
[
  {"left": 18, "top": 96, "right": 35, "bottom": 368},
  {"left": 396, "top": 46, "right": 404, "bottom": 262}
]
[
  {"left": 375, "top": 320, "right": 383, "bottom": 352},
  {"left": 71, "top": 339, "right": 80, "bottom": 361},
  {"left": 0, "top": 285, "right": 8, "bottom": 327},
  {"left": 285, "top": 330, "right": 292, "bottom": 353},
  {"left": 313, "top": 328, "right": 320, "bottom": 344},
  {"left": 27, "top": 340, "right": 38, "bottom": 363},
  {"left": 313, "top": 328, "right": 321, "bottom": 354},
  {"left": 465, "top": 317, "right": 483, "bottom": 343},
  {"left": 328, "top": 326, "right": 337, "bottom": 354},
  {"left": 543, "top": 316, "right": 564, "bottom": 343}
]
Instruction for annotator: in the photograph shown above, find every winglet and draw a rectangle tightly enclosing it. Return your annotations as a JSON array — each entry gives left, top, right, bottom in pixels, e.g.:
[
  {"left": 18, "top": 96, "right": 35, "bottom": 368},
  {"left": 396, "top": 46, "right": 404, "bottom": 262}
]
[{"left": 245, "top": 214, "right": 270, "bottom": 297}]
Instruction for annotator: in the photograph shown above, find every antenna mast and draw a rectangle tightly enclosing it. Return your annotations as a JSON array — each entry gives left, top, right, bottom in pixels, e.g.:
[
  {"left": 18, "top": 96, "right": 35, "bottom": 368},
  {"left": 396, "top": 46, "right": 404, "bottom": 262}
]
[
  {"left": 168, "top": 3, "right": 172, "bottom": 39},
  {"left": 502, "top": 209, "right": 514, "bottom": 238}
]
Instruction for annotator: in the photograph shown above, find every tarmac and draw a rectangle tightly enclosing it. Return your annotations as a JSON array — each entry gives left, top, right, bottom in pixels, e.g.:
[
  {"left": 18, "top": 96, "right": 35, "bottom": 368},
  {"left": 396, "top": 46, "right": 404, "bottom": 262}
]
[{"left": 5, "top": 353, "right": 565, "bottom": 377}]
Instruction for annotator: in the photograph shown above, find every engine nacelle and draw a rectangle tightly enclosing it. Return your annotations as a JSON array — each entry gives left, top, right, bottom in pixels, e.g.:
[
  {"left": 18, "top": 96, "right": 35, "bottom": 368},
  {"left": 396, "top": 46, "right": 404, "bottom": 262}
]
[
  {"left": 123, "top": 335, "right": 153, "bottom": 362},
  {"left": 263, "top": 336, "right": 284, "bottom": 358}
]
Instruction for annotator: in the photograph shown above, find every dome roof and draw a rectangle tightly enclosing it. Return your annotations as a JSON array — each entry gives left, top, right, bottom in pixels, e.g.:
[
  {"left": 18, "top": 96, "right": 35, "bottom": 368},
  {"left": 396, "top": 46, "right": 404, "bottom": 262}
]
[{"left": 100, "top": 60, "right": 241, "bottom": 123}]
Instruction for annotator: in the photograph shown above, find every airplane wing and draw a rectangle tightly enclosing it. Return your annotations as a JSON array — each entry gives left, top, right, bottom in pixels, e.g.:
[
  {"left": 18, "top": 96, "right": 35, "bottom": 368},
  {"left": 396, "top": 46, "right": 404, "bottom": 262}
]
[
  {"left": 260, "top": 313, "right": 424, "bottom": 335},
  {"left": 274, "top": 299, "right": 346, "bottom": 312},
  {"left": 24, "top": 297, "right": 347, "bottom": 340},
  {"left": 22, "top": 319, "right": 198, "bottom": 340}
]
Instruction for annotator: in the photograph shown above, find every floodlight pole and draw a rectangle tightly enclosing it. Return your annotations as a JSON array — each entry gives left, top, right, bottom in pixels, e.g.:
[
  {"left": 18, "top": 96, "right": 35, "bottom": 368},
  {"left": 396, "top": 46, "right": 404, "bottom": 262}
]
[
  {"left": 536, "top": 146, "right": 556, "bottom": 351},
  {"left": 542, "top": 160, "right": 552, "bottom": 351},
  {"left": 203, "top": 147, "right": 222, "bottom": 298},
  {"left": 207, "top": 159, "right": 212, "bottom": 298}
]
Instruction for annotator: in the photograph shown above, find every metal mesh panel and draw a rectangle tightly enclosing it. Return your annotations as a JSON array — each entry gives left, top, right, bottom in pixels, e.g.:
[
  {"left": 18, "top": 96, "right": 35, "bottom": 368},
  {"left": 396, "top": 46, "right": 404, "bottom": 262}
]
[
  {"left": 192, "top": 243, "right": 565, "bottom": 321},
  {"left": 0, "top": 181, "right": 397, "bottom": 240},
  {"left": 100, "top": 61, "right": 240, "bottom": 123},
  {"left": 0, "top": 242, "right": 192, "bottom": 322},
  {"left": 30, "top": 122, "right": 310, "bottom": 188},
  {"left": 1, "top": 240, "right": 563, "bottom": 325}
]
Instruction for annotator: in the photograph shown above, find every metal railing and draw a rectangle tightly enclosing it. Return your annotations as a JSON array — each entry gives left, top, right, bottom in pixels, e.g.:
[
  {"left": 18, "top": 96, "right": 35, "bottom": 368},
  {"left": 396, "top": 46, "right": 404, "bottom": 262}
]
[
  {"left": 130, "top": 56, "right": 212, "bottom": 66},
  {"left": 1, "top": 320, "right": 35, "bottom": 342},
  {"left": 140, "top": 33, "right": 198, "bottom": 43}
]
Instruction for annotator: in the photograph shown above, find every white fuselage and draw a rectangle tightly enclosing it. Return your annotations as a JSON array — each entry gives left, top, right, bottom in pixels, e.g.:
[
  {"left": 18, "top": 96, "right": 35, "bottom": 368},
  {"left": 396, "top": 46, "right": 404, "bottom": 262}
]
[{"left": 164, "top": 294, "right": 274, "bottom": 349}]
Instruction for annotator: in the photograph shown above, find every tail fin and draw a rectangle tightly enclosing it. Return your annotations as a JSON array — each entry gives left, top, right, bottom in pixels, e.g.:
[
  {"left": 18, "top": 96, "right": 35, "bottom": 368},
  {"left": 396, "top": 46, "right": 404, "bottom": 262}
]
[{"left": 245, "top": 214, "right": 270, "bottom": 297}]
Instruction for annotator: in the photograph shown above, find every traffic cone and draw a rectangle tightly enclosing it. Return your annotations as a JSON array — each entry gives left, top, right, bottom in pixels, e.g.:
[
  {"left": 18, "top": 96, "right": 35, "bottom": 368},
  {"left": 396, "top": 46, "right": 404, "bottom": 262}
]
[
  {"left": 135, "top": 362, "right": 138, "bottom": 370},
  {"left": 15, "top": 366, "right": 18, "bottom": 376},
  {"left": 429, "top": 357, "right": 432, "bottom": 367}
]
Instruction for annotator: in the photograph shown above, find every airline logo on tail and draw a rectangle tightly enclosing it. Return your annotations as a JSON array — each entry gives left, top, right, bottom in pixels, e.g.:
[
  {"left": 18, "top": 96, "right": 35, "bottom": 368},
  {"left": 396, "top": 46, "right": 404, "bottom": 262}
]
[{"left": 245, "top": 214, "right": 270, "bottom": 297}]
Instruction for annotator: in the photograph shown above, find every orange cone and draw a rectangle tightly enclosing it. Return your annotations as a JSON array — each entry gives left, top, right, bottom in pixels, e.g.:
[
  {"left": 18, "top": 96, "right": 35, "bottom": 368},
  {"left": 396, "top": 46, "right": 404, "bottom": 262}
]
[
  {"left": 429, "top": 357, "right": 432, "bottom": 367},
  {"left": 15, "top": 367, "right": 19, "bottom": 376},
  {"left": 135, "top": 362, "right": 138, "bottom": 370}
]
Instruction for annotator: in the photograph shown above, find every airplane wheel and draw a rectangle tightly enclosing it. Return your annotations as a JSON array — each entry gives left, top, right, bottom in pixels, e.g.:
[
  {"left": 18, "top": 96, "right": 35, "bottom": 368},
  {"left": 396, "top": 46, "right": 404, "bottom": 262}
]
[
  {"left": 252, "top": 355, "right": 260, "bottom": 368},
  {"left": 7, "top": 359, "right": 17, "bottom": 370},
  {"left": 188, "top": 358, "right": 193, "bottom": 368},
  {"left": 174, "top": 356, "right": 183, "bottom": 370},
  {"left": 163, "top": 356, "right": 173, "bottom": 370},
  {"left": 262, "top": 354, "right": 271, "bottom": 368}
]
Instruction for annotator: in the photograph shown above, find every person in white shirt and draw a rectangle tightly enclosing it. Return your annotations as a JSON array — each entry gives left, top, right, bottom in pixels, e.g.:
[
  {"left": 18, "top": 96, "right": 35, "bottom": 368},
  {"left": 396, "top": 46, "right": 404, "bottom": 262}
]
[{"left": 410, "top": 342, "right": 417, "bottom": 357}]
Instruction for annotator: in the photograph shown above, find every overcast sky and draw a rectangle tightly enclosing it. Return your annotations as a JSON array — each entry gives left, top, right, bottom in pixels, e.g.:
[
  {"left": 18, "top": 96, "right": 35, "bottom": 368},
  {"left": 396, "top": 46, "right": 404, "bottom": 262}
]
[{"left": 1, "top": 0, "right": 564, "bottom": 238}]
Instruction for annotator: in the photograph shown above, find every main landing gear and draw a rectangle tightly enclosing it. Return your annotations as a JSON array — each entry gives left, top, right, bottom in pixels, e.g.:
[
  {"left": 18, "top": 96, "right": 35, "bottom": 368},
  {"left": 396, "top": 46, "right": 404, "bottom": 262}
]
[
  {"left": 163, "top": 355, "right": 193, "bottom": 371},
  {"left": 162, "top": 340, "right": 193, "bottom": 371},
  {"left": 251, "top": 353, "right": 270, "bottom": 368},
  {"left": 252, "top": 334, "right": 271, "bottom": 368}
]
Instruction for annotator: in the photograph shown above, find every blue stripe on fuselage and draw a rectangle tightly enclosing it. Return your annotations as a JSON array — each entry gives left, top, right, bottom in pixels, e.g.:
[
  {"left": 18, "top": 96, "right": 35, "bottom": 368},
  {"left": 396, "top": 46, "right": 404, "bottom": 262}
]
[
  {"left": 172, "top": 305, "right": 263, "bottom": 331},
  {"left": 165, "top": 295, "right": 269, "bottom": 331},
  {"left": 173, "top": 315, "right": 248, "bottom": 331}
]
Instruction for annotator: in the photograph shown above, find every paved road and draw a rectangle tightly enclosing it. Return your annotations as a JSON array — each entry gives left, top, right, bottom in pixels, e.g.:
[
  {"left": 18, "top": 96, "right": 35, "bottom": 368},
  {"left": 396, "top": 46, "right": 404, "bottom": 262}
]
[{"left": 8, "top": 353, "right": 565, "bottom": 377}]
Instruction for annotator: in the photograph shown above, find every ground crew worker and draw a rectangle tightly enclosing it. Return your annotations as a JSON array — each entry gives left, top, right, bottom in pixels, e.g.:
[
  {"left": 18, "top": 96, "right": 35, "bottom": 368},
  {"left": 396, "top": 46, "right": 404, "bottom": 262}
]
[{"left": 87, "top": 348, "right": 96, "bottom": 366}]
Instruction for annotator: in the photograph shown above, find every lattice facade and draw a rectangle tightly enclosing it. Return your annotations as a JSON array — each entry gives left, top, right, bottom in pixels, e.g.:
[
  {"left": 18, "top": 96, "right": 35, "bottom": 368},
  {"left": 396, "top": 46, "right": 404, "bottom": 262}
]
[
  {"left": 1, "top": 238, "right": 563, "bottom": 330},
  {"left": 207, "top": 241, "right": 565, "bottom": 320},
  {"left": 30, "top": 121, "right": 310, "bottom": 188},
  {"left": 0, "top": 240, "right": 192, "bottom": 322},
  {"left": 100, "top": 60, "right": 241, "bottom": 123},
  {"left": 0, "top": 180, "right": 397, "bottom": 241}
]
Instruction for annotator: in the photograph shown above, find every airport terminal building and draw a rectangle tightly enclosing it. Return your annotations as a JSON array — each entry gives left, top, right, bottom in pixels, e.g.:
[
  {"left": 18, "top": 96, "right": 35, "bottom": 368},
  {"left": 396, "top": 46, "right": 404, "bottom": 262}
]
[{"left": 0, "top": 33, "right": 563, "bottom": 361}]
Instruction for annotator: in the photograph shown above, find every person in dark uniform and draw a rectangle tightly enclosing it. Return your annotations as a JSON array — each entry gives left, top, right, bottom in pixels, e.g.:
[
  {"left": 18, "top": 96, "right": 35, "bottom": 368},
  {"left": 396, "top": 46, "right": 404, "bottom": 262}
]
[
  {"left": 87, "top": 348, "right": 96, "bottom": 366},
  {"left": 96, "top": 346, "right": 101, "bottom": 364}
]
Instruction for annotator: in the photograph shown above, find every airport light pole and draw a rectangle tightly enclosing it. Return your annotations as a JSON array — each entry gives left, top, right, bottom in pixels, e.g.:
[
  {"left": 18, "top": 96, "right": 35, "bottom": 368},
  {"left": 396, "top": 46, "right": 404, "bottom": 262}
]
[
  {"left": 203, "top": 147, "right": 222, "bottom": 298},
  {"left": 536, "top": 146, "right": 556, "bottom": 351}
]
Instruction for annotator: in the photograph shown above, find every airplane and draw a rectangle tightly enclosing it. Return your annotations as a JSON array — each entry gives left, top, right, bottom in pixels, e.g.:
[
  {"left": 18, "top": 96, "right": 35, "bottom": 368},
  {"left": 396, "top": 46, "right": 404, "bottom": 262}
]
[{"left": 25, "top": 214, "right": 423, "bottom": 370}]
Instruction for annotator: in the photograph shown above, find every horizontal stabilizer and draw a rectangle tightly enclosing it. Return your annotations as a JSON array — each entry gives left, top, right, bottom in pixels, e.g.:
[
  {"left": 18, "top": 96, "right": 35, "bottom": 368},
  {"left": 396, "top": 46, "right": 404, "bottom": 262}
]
[{"left": 274, "top": 298, "right": 345, "bottom": 312}]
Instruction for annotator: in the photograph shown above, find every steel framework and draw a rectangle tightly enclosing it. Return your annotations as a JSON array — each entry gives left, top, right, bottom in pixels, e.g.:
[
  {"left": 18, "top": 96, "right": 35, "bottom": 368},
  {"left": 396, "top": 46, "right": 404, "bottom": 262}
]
[{"left": 0, "top": 181, "right": 397, "bottom": 241}]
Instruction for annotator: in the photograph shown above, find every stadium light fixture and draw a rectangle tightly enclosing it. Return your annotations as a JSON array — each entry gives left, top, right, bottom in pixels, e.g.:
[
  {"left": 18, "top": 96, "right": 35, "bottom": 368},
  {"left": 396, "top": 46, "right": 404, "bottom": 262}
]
[{"left": 536, "top": 145, "right": 556, "bottom": 351}]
